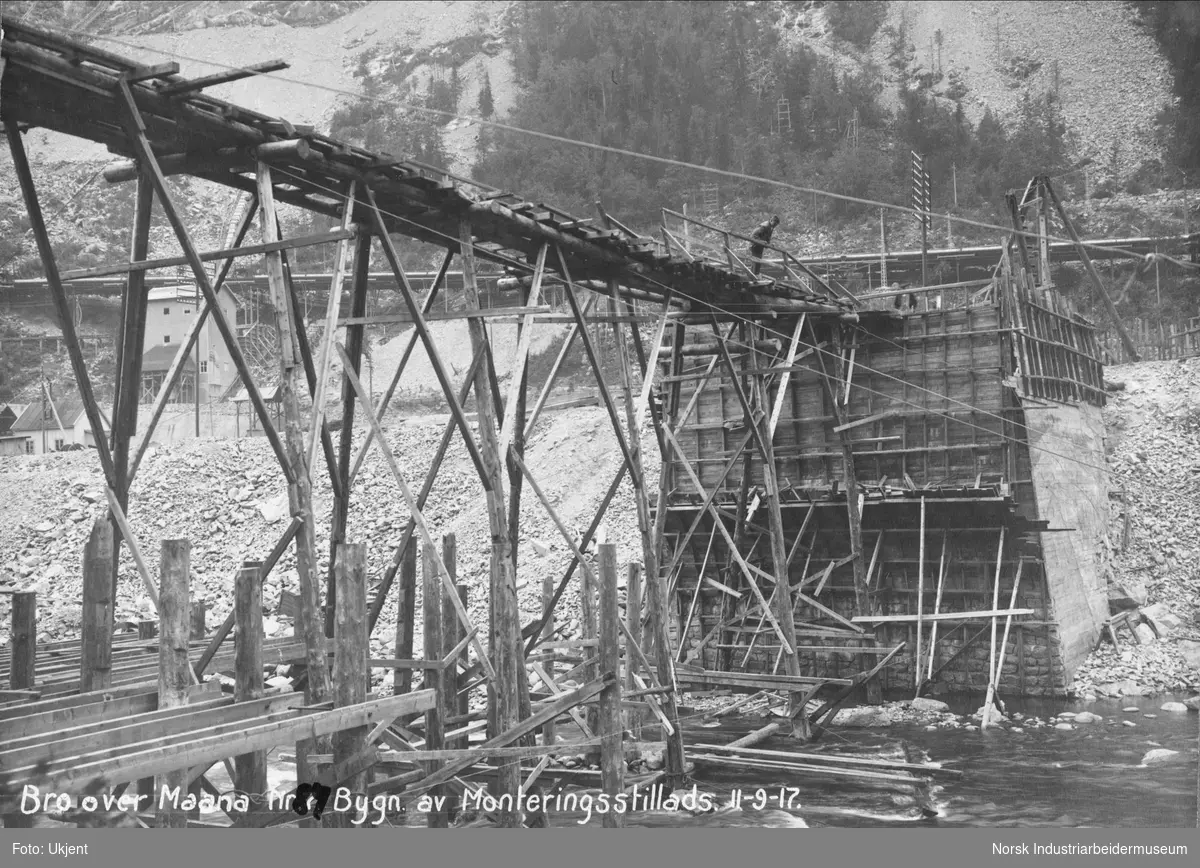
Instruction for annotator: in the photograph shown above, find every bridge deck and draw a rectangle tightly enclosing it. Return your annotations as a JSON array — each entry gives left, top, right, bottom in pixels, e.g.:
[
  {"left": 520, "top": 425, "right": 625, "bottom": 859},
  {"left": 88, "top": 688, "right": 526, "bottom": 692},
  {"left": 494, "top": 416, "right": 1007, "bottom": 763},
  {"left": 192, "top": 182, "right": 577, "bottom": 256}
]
[{"left": 0, "top": 16, "right": 853, "bottom": 320}]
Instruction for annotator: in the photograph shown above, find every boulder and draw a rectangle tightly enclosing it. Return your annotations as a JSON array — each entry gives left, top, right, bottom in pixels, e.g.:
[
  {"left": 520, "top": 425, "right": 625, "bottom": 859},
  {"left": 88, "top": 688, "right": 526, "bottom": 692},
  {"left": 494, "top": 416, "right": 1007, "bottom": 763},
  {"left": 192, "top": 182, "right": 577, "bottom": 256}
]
[
  {"left": 1159, "top": 701, "right": 1188, "bottom": 713},
  {"left": 1073, "top": 711, "right": 1103, "bottom": 724},
  {"left": 1141, "top": 603, "right": 1183, "bottom": 638},
  {"left": 834, "top": 706, "right": 893, "bottom": 727},
  {"left": 1183, "top": 696, "right": 1200, "bottom": 711},
  {"left": 255, "top": 492, "right": 289, "bottom": 524},
  {"left": 1054, "top": 722, "right": 1074, "bottom": 730},
  {"left": 1140, "top": 748, "right": 1180, "bottom": 765},
  {"left": 911, "top": 697, "right": 950, "bottom": 714},
  {"left": 1133, "top": 623, "right": 1157, "bottom": 645},
  {"left": 1096, "top": 680, "right": 1142, "bottom": 697},
  {"left": 1178, "top": 640, "right": 1200, "bottom": 671},
  {"left": 1108, "top": 579, "right": 1148, "bottom": 610}
]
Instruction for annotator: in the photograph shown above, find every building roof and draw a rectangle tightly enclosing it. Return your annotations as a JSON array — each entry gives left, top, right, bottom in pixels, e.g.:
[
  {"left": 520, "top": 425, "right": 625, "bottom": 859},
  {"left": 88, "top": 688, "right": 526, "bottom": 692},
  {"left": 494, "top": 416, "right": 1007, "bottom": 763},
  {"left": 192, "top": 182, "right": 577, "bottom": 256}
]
[
  {"left": 230, "top": 382, "right": 282, "bottom": 403},
  {"left": 147, "top": 285, "right": 198, "bottom": 302},
  {"left": 142, "top": 344, "right": 196, "bottom": 373},
  {"left": 9, "top": 396, "right": 87, "bottom": 432}
]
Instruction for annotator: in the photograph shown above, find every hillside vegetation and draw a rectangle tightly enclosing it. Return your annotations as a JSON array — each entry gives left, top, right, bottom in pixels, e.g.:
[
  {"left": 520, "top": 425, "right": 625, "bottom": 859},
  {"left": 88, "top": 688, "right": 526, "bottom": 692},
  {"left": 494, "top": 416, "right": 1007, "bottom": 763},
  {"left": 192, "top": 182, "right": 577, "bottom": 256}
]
[{"left": 1, "top": 1, "right": 1198, "bottom": 401}]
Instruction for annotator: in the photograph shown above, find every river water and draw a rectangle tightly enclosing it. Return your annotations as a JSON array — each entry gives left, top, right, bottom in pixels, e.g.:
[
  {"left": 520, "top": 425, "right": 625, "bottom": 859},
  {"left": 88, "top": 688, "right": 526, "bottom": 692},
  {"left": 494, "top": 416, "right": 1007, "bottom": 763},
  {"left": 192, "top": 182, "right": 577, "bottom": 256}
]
[{"left": 603, "top": 695, "right": 1198, "bottom": 829}]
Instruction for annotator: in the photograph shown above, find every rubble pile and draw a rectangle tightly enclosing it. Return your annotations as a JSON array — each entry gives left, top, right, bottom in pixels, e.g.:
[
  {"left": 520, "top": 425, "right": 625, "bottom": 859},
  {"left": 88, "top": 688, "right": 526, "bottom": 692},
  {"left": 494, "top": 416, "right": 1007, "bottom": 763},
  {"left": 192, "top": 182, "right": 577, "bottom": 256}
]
[
  {"left": 0, "top": 405, "right": 655, "bottom": 695},
  {"left": 1070, "top": 357, "right": 1200, "bottom": 697}
]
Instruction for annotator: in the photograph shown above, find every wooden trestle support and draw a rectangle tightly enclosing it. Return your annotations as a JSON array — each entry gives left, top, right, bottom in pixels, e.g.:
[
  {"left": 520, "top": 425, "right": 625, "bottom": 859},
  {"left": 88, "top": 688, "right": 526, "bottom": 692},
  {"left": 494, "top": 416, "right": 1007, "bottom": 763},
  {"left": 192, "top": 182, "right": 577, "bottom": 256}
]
[{"left": 0, "top": 17, "right": 999, "bottom": 828}]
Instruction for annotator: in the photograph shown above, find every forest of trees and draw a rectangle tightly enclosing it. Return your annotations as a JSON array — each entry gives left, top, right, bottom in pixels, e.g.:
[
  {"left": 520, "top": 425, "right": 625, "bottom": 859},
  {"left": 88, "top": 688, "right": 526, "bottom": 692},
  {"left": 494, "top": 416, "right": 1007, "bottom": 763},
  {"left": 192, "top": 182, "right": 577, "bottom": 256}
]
[
  {"left": 471, "top": 1, "right": 1076, "bottom": 233},
  {"left": 1135, "top": 0, "right": 1200, "bottom": 178}
]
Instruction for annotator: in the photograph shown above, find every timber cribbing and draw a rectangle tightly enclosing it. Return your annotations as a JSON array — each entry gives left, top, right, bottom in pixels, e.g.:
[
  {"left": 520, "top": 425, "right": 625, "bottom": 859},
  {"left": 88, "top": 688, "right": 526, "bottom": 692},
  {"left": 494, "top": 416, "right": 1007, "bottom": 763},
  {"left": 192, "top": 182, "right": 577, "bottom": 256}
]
[{"left": 0, "top": 16, "right": 854, "bottom": 321}]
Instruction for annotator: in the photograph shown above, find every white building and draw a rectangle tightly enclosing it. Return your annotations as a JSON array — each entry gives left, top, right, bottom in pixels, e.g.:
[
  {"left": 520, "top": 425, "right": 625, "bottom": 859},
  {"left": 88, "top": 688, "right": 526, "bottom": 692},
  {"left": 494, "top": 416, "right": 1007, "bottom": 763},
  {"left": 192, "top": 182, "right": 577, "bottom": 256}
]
[
  {"left": 140, "top": 285, "right": 240, "bottom": 402},
  {"left": 5, "top": 396, "right": 109, "bottom": 455}
]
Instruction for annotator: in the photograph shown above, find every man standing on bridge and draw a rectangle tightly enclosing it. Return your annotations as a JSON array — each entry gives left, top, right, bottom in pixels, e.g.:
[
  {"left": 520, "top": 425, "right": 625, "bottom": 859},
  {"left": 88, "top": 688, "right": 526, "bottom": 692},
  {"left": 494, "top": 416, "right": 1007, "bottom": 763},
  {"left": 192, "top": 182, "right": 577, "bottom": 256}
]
[{"left": 749, "top": 215, "right": 780, "bottom": 275}]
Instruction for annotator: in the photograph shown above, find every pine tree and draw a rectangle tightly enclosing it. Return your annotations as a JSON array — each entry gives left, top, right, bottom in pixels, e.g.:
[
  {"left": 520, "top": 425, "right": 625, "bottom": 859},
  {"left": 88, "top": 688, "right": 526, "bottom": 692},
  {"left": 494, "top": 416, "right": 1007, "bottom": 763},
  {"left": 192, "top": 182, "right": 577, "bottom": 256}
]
[{"left": 479, "top": 69, "right": 495, "bottom": 118}]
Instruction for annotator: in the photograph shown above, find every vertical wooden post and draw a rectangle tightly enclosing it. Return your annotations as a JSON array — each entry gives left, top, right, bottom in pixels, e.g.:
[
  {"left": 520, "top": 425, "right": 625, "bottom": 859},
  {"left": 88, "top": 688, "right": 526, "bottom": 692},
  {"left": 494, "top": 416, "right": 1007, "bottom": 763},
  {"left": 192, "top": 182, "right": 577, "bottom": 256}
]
[
  {"left": 80, "top": 518, "right": 114, "bottom": 693},
  {"left": 456, "top": 583, "right": 470, "bottom": 720},
  {"left": 440, "top": 535, "right": 464, "bottom": 757},
  {"left": 4, "top": 591, "right": 36, "bottom": 828},
  {"left": 327, "top": 228, "right": 372, "bottom": 638},
  {"left": 459, "top": 220, "right": 525, "bottom": 825},
  {"left": 581, "top": 556, "right": 599, "bottom": 735},
  {"left": 328, "top": 542, "right": 369, "bottom": 828},
  {"left": 625, "top": 562, "right": 643, "bottom": 738},
  {"left": 421, "top": 542, "right": 448, "bottom": 828},
  {"left": 813, "top": 321, "right": 882, "bottom": 704},
  {"left": 981, "top": 526, "right": 1007, "bottom": 729},
  {"left": 10, "top": 591, "right": 35, "bottom": 691},
  {"left": 597, "top": 543, "right": 625, "bottom": 827},
  {"left": 136, "top": 611, "right": 158, "bottom": 802},
  {"left": 915, "top": 497, "right": 926, "bottom": 689},
  {"left": 597, "top": 278, "right": 686, "bottom": 787},
  {"left": 110, "top": 173, "right": 153, "bottom": 603},
  {"left": 256, "top": 165, "right": 334, "bottom": 777},
  {"left": 191, "top": 602, "right": 207, "bottom": 638},
  {"left": 157, "top": 539, "right": 191, "bottom": 828},
  {"left": 541, "top": 572, "right": 557, "bottom": 746},
  {"left": 394, "top": 538, "right": 417, "bottom": 710},
  {"left": 234, "top": 562, "right": 267, "bottom": 804}
]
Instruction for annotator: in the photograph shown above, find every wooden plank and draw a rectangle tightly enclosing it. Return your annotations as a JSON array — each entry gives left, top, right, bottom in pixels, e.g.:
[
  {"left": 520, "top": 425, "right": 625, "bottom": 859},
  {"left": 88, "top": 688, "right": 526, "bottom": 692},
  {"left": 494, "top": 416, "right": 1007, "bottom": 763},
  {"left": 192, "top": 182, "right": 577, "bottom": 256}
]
[
  {"left": 0, "top": 682, "right": 214, "bottom": 734},
  {"left": 833, "top": 409, "right": 901, "bottom": 434},
  {"left": 691, "top": 742, "right": 961, "bottom": 774},
  {"left": 59, "top": 229, "right": 354, "bottom": 281},
  {"left": 675, "top": 669, "right": 851, "bottom": 690},
  {"left": 852, "top": 608, "right": 1033, "bottom": 623},
  {"left": 0, "top": 692, "right": 297, "bottom": 769},
  {"left": 157, "top": 60, "right": 289, "bottom": 96},
  {"left": 12, "top": 691, "right": 437, "bottom": 793}
]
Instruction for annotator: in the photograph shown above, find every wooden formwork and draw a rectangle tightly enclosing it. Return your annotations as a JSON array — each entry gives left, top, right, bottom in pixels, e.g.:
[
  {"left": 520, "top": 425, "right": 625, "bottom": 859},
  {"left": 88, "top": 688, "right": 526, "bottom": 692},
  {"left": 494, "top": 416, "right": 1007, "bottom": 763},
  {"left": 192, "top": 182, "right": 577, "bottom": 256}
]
[{"left": 663, "top": 178, "right": 1111, "bottom": 707}]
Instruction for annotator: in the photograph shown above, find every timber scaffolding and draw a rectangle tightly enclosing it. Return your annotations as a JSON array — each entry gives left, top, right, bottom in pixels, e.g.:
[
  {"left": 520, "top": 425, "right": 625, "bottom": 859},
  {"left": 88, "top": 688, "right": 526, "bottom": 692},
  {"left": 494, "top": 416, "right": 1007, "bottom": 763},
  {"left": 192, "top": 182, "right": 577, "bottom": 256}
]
[
  {"left": 0, "top": 19, "right": 968, "bottom": 829},
  {"left": 663, "top": 175, "right": 1113, "bottom": 706}
]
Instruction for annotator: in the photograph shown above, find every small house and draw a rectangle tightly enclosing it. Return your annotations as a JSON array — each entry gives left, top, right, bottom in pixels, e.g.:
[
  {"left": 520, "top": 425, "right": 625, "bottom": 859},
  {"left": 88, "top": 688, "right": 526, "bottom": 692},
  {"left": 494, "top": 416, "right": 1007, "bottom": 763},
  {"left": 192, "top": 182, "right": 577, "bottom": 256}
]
[{"left": 5, "top": 396, "right": 110, "bottom": 455}]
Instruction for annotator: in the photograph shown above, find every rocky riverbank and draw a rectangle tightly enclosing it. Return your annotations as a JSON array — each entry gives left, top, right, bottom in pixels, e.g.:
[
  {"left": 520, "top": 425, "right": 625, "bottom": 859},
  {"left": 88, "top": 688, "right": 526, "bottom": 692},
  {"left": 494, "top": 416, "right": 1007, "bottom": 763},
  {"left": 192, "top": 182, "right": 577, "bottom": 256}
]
[{"left": 1068, "top": 358, "right": 1200, "bottom": 698}]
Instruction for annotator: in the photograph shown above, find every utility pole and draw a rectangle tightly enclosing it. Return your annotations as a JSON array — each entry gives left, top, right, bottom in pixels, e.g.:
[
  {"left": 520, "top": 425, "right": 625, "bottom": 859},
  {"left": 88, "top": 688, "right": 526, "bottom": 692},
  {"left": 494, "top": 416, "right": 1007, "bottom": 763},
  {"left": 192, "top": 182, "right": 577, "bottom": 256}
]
[
  {"left": 879, "top": 208, "right": 888, "bottom": 289},
  {"left": 194, "top": 286, "right": 201, "bottom": 438},
  {"left": 912, "top": 151, "right": 930, "bottom": 286},
  {"left": 952, "top": 162, "right": 958, "bottom": 207}
]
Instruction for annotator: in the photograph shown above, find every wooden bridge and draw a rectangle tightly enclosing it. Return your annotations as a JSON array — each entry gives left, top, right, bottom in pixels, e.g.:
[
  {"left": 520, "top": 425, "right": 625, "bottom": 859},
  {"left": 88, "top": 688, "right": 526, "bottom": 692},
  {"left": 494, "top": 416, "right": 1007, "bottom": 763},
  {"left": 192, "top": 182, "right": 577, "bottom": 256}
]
[{"left": 1, "top": 16, "right": 946, "bottom": 830}]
